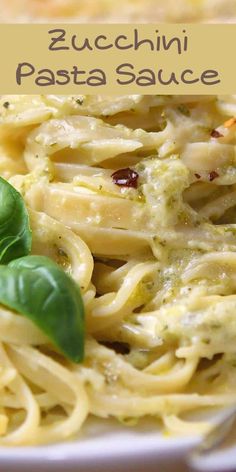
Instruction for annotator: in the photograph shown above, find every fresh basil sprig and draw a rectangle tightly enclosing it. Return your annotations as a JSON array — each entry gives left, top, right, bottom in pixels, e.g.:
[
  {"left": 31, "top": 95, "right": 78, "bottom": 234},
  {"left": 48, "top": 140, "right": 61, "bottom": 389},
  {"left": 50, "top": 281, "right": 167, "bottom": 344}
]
[
  {"left": 0, "top": 256, "right": 85, "bottom": 362},
  {"left": 0, "top": 177, "right": 85, "bottom": 363},
  {"left": 0, "top": 177, "right": 32, "bottom": 263}
]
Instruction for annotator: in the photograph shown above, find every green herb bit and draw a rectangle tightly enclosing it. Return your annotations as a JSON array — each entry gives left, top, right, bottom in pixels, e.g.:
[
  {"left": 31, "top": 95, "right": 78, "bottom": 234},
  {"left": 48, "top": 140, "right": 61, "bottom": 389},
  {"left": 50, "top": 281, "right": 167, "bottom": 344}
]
[
  {"left": 76, "top": 98, "right": 84, "bottom": 105},
  {"left": 177, "top": 104, "right": 190, "bottom": 117}
]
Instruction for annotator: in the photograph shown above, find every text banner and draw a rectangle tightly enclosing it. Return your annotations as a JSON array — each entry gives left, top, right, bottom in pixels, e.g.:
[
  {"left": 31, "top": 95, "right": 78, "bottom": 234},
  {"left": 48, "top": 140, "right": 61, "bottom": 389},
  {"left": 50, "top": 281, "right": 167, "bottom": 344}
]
[{"left": 0, "top": 24, "right": 235, "bottom": 93}]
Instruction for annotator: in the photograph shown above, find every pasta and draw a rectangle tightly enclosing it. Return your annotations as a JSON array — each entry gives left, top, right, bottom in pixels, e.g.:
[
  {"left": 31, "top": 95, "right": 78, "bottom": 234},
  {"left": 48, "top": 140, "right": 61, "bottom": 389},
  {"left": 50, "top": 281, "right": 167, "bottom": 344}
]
[
  {"left": 0, "top": 93, "right": 235, "bottom": 445},
  {"left": 1, "top": 0, "right": 236, "bottom": 22}
]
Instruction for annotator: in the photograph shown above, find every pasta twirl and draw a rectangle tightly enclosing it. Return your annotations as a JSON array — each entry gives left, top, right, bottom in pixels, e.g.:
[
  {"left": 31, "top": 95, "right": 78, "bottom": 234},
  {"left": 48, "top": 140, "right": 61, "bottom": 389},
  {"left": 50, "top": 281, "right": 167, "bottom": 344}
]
[{"left": 0, "top": 94, "right": 235, "bottom": 444}]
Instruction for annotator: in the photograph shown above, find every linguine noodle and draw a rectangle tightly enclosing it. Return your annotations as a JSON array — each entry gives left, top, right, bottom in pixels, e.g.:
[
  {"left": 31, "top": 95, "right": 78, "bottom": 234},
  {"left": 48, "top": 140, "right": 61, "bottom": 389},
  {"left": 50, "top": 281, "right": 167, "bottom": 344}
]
[{"left": 0, "top": 94, "right": 235, "bottom": 443}]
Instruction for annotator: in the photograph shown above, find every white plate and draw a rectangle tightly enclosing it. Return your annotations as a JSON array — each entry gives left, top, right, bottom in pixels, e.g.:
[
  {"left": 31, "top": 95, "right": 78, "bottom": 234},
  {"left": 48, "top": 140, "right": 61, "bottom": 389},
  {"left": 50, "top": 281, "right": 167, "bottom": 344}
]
[
  {"left": 0, "top": 418, "right": 198, "bottom": 472},
  {"left": 1, "top": 417, "right": 236, "bottom": 472}
]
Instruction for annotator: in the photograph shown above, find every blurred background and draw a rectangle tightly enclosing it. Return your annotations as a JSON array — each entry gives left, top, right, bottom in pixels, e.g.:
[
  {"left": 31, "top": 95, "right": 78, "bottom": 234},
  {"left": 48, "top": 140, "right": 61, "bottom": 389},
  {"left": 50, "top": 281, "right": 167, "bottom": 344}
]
[{"left": 0, "top": 0, "right": 236, "bottom": 22}]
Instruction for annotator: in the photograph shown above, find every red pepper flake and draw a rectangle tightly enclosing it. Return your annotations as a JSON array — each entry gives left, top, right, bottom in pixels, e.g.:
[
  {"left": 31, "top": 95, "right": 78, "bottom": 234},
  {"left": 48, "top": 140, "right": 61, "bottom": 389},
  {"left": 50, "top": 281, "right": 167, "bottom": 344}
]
[
  {"left": 208, "top": 171, "right": 219, "bottom": 182},
  {"left": 195, "top": 173, "right": 201, "bottom": 179},
  {"left": 111, "top": 168, "right": 139, "bottom": 188},
  {"left": 211, "top": 129, "right": 223, "bottom": 138},
  {"left": 224, "top": 117, "right": 236, "bottom": 128}
]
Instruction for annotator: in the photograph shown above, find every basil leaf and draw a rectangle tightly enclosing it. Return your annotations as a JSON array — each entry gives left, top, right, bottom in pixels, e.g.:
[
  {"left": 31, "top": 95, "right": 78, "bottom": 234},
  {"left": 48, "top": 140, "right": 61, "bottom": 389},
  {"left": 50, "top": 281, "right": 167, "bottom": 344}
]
[
  {"left": 0, "top": 255, "right": 84, "bottom": 362},
  {"left": 0, "top": 177, "right": 32, "bottom": 263}
]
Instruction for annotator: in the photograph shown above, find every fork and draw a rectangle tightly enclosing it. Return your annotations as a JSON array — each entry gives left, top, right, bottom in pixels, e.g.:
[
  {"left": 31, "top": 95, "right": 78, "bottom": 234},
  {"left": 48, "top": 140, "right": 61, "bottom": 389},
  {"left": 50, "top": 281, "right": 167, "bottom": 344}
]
[{"left": 188, "top": 406, "right": 236, "bottom": 471}]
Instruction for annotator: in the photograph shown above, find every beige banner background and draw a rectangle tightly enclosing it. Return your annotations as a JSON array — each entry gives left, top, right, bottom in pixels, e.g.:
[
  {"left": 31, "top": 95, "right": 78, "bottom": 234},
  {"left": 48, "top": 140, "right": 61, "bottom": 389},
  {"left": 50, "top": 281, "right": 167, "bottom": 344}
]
[{"left": 0, "top": 24, "right": 235, "bottom": 93}]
